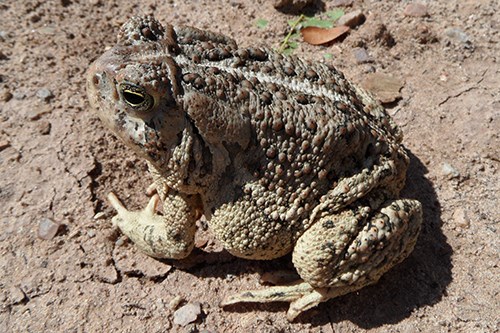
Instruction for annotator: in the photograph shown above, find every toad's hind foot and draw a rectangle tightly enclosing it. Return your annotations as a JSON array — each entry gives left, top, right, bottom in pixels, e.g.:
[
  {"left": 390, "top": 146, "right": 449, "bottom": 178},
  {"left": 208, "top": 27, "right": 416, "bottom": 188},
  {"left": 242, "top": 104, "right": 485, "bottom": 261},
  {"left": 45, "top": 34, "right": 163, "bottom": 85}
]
[{"left": 221, "top": 281, "right": 363, "bottom": 321}]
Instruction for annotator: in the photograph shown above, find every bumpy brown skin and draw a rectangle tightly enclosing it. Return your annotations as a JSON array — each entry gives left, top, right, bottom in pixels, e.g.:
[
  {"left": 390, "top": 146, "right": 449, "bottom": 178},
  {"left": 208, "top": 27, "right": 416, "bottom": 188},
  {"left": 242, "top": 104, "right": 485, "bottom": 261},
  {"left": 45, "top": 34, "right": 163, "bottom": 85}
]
[{"left": 87, "top": 16, "right": 422, "bottom": 321}]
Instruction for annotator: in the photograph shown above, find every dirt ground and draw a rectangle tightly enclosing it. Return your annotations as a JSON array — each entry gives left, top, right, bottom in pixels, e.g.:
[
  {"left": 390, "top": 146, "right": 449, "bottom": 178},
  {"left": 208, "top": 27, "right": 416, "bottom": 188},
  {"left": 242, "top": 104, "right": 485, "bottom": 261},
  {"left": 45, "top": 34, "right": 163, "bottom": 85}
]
[{"left": 0, "top": 0, "right": 498, "bottom": 332}]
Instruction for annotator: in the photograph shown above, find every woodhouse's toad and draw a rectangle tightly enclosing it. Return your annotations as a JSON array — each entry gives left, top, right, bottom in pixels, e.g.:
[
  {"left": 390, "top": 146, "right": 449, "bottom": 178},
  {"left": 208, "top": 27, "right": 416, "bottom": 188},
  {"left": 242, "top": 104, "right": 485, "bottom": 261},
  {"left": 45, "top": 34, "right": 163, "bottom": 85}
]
[{"left": 87, "top": 16, "right": 422, "bottom": 320}]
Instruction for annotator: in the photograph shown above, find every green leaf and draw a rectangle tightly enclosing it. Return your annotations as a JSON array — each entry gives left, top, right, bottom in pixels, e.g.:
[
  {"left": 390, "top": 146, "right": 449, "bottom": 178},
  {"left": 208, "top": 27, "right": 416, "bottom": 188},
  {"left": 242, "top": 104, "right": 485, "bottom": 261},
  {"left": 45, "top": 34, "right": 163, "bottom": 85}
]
[
  {"left": 301, "top": 17, "right": 333, "bottom": 28},
  {"left": 282, "top": 47, "right": 295, "bottom": 55},
  {"left": 255, "top": 18, "right": 268, "bottom": 29},
  {"left": 287, "top": 41, "right": 299, "bottom": 49},
  {"left": 323, "top": 53, "right": 333, "bottom": 59},
  {"left": 326, "top": 9, "right": 345, "bottom": 22}
]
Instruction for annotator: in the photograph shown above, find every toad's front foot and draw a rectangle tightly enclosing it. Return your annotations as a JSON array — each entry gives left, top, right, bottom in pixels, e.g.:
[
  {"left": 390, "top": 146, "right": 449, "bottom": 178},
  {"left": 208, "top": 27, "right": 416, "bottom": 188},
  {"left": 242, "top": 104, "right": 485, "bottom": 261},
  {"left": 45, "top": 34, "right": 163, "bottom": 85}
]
[
  {"left": 221, "top": 281, "right": 363, "bottom": 321},
  {"left": 107, "top": 191, "right": 196, "bottom": 259}
]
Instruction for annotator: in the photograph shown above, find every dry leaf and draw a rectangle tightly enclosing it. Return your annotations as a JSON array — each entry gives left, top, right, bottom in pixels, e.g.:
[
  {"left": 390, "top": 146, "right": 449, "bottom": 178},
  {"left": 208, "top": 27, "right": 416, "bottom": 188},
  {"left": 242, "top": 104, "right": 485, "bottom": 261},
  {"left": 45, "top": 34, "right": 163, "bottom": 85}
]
[{"left": 301, "top": 25, "right": 350, "bottom": 45}]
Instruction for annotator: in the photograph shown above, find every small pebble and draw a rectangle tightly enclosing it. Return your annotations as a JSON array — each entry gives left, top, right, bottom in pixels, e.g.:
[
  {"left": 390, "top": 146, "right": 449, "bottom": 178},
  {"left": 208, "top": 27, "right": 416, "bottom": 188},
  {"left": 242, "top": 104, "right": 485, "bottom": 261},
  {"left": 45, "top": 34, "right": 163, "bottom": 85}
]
[
  {"left": 0, "top": 140, "right": 10, "bottom": 151},
  {"left": 452, "top": 207, "right": 470, "bottom": 229},
  {"left": 8, "top": 286, "right": 26, "bottom": 304},
  {"left": 96, "top": 262, "right": 119, "bottom": 284},
  {"left": 403, "top": 3, "right": 429, "bottom": 17},
  {"left": 13, "top": 91, "right": 26, "bottom": 100},
  {"left": 353, "top": 47, "right": 373, "bottom": 64},
  {"left": 273, "top": 0, "right": 313, "bottom": 11},
  {"left": 36, "top": 88, "right": 54, "bottom": 102},
  {"left": 169, "top": 295, "right": 184, "bottom": 310},
  {"left": 441, "top": 162, "right": 460, "bottom": 179},
  {"left": 337, "top": 10, "right": 365, "bottom": 28},
  {"left": 38, "top": 217, "right": 60, "bottom": 240},
  {"left": 1, "top": 89, "right": 13, "bottom": 102},
  {"left": 331, "top": 0, "right": 353, "bottom": 6},
  {"left": 29, "top": 13, "right": 41, "bottom": 23},
  {"left": 93, "top": 212, "right": 107, "bottom": 220},
  {"left": 68, "top": 229, "right": 82, "bottom": 239},
  {"left": 37, "top": 26, "right": 57, "bottom": 35},
  {"left": 0, "top": 31, "right": 7, "bottom": 42},
  {"left": 445, "top": 28, "right": 471, "bottom": 44},
  {"left": 362, "top": 73, "right": 404, "bottom": 103},
  {"left": 115, "top": 236, "right": 126, "bottom": 246},
  {"left": 229, "top": 0, "right": 243, "bottom": 8},
  {"left": 173, "top": 302, "right": 202, "bottom": 326},
  {"left": 37, "top": 120, "right": 51, "bottom": 135}
]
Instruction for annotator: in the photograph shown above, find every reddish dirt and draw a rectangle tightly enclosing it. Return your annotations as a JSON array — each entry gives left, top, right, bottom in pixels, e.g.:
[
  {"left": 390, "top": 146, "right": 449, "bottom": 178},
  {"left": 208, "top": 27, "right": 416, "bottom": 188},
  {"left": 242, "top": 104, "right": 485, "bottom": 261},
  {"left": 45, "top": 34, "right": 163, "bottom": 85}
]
[{"left": 1, "top": 1, "right": 498, "bottom": 332}]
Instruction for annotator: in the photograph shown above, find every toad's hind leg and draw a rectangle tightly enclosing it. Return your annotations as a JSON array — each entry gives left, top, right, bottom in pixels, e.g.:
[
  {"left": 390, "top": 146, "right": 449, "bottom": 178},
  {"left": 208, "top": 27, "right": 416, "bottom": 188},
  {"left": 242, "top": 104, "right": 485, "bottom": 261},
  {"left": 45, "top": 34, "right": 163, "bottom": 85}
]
[{"left": 221, "top": 199, "right": 422, "bottom": 321}]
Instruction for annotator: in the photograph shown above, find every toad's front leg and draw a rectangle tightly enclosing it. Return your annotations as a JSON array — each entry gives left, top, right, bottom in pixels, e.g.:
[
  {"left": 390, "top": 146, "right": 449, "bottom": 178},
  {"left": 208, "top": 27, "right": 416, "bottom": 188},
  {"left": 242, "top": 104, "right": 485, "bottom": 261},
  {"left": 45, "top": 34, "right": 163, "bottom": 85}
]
[{"left": 107, "top": 188, "right": 200, "bottom": 259}]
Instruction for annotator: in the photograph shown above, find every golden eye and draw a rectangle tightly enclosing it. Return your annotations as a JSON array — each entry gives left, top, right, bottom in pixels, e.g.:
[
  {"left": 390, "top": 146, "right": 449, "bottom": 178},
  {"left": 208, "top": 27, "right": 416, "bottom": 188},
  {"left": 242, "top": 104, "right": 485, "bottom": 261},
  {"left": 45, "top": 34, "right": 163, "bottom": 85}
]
[
  {"left": 119, "top": 83, "right": 154, "bottom": 112},
  {"left": 123, "top": 89, "right": 146, "bottom": 106}
]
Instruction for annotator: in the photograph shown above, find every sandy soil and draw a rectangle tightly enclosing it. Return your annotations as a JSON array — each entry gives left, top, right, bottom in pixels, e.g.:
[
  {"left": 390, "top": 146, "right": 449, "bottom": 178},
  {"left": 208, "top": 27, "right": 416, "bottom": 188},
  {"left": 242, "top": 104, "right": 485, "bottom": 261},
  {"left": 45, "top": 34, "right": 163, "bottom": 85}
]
[{"left": 0, "top": 0, "right": 498, "bottom": 332}]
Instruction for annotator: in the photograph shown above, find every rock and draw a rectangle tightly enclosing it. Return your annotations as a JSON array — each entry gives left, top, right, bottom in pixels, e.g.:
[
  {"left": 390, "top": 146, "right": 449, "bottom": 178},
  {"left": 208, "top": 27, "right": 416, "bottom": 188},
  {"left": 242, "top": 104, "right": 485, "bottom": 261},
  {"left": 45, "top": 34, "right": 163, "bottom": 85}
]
[
  {"left": 441, "top": 162, "right": 460, "bottom": 179},
  {"left": 37, "top": 26, "right": 57, "bottom": 35},
  {"left": 0, "top": 31, "right": 7, "bottom": 42},
  {"left": 38, "top": 218, "right": 60, "bottom": 240},
  {"left": 95, "top": 260, "right": 119, "bottom": 284},
  {"left": 36, "top": 88, "right": 54, "bottom": 102},
  {"left": 452, "top": 207, "right": 470, "bottom": 229},
  {"left": 169, "top": 295, "right": 184, "bottom": 310},
  {"left": 173, "top": 302, "right": 202, "bottom": 326},
  {"left": 445, "top": 27, "right": 471, "bottom": 44},
  {"left": 353, "top": 47, "right": 373, "bottom": 64},
  {"left": 337, "top": 10, "right": 365, "bottom": 28},
  {"left": 13, "top": 90, "right": 26, "bottom": 100},
  {"left": 229, "top": 0, "right": 243, "bottom": 9},
  {"left": 404, "top": 3, "right": 429, "bottom": 17},
  {"left": 37, "top": 120, "right": 51, "bottom": 135},
  {"left": 0, "top": 140, "right": 10, "bottom": 151},
  {"left": 93, "top": 211, "right": 107, "bottom": 220},
  {"left": 29, "top": 13, "right": 41, "bottom": 23},
  {"left": 331, "top": 0, "right": 353, "bottom": 6},
  {"left": 87, "top": 229, "right": 96, "bottom": 238},
  {"left": 8, "top": 286, "right": 26, "bottom": 305},
  {"left": 273, "top": 0, "right": 314, "bottom": 12},
  {"left": 0, "top": 88, "right": 12, "bottom": 102},
  {"left": 362, "top": 73, "right": 404, "bottom": 103}
]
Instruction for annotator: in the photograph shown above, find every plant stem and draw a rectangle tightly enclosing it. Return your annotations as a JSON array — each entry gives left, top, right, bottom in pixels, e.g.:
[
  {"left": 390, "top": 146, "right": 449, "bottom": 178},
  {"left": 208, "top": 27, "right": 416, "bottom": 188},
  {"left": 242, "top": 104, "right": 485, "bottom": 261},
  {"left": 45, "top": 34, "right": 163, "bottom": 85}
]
[{"left": 279, "top": 14, "right": 304, "bottom": 53}]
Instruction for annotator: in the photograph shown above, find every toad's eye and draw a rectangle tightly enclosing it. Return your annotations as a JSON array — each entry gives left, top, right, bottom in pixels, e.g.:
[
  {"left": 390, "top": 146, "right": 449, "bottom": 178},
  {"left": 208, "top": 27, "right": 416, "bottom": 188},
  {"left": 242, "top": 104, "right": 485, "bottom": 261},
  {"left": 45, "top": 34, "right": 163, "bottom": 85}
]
[
  {"left": 119, "top": 83, "right": 154, "bottom": 112},
  {"left": 123, "top": 90, "right": 146, "bottom": 105}
]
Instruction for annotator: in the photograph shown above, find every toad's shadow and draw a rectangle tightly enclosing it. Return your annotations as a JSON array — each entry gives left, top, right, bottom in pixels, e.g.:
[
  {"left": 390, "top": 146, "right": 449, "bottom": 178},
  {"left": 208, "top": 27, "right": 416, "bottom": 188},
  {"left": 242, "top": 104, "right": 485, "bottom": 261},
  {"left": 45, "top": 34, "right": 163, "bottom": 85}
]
[{"left": 172, "top": 151, "right": 451, "bottom": 328}]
